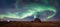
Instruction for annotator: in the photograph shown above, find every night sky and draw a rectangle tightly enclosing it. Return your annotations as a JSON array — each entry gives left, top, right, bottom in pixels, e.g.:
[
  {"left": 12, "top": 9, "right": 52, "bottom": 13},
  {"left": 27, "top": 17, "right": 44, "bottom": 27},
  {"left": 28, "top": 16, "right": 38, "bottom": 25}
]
[{"left": 0, "top": 0, "right": 60, "bottom": 21}]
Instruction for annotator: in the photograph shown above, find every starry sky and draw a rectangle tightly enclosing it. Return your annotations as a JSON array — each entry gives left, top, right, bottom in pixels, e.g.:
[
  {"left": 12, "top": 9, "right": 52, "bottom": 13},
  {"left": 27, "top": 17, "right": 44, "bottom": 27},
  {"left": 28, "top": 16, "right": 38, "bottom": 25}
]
[{"left": 0, "top": 0, "right": 60, "bottom": 21}]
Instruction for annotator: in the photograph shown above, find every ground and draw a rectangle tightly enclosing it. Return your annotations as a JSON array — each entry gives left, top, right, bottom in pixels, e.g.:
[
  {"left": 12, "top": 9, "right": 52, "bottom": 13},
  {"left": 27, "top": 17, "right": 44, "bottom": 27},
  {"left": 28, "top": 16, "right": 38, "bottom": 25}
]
[{"left": 0, "top": 21, "right": 60, "bottom": 27}]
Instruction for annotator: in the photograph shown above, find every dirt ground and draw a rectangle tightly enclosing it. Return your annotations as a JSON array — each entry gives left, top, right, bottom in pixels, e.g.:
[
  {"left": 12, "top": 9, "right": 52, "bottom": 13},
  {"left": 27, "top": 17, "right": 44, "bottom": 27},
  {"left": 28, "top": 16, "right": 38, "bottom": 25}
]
[{"left": 0, "top": 21, "right": 60, "bottom": 27}]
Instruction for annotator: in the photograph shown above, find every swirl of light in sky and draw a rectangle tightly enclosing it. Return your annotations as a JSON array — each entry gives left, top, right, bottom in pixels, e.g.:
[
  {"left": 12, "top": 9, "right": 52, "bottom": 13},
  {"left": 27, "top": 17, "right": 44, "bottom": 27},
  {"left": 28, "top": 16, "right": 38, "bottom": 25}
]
[{"left": 0, "top": 0, "right": 57, "bottom": 20}]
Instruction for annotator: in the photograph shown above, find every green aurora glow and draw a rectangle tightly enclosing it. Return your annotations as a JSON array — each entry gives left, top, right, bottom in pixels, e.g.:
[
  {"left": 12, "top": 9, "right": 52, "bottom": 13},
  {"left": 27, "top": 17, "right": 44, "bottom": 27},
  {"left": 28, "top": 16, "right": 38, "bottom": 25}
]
[
  {"left": 0, "top": 5, "right": 57, "bottom": 19},
  {"left": 0, "top": 0, "right": 57, "bottom": 19}
]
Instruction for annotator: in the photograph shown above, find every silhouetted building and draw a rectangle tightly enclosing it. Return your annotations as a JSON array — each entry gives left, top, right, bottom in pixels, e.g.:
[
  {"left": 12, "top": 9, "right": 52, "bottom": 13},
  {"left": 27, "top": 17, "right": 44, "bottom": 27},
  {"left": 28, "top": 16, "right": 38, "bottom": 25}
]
[{"left": 34, "top": 18, "right": 41, "bottom": 23}]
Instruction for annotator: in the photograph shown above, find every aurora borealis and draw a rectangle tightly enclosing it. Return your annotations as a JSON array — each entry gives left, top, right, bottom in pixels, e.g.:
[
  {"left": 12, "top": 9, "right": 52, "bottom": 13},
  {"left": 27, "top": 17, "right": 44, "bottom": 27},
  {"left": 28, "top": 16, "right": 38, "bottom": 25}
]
[
  {"left": 0, "top": 4, "right": 57, "bottom": 19},
  {"left": 0, "top": 0, "right": 60, "bottom": 21}
]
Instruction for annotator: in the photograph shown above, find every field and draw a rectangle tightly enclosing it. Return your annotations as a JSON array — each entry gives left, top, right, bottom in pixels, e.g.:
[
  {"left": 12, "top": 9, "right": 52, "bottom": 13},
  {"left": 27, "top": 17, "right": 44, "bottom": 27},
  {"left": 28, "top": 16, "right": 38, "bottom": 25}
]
[{"left": 0, "top": 21, "right": 60, "bottom": 27}]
